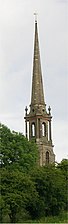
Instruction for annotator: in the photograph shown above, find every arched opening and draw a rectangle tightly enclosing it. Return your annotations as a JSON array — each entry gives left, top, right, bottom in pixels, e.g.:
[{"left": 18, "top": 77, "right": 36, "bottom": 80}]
[
  {"left": 42, "top": 122, "right": 46, "bottom": 136},
  {"left": 31, "top": 123, "right": 35, "bottom": 137},
  {"left": 46, "top": 151, "right": 49, "bottom": 164}
]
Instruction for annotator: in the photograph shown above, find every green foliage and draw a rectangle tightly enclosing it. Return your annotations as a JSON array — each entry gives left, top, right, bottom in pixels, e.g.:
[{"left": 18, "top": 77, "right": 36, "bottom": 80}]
[
  {"left": 0, "top": 168, "right": 38, "bottom": 222},
  {"left": 30, "top": 211, "right": 68, "bottom": 223},
  {"left": 31, "top": 165, "right": 67, "bottom": 218},
  {"left": 57, "top": 159, "right": 68, "bottom": 211},
  {"left": 57, "top": 159, "right": 68, "bottom": 177},
  {"left": 0, "top": 123, "right": 38, "bottom": 172},
  {"left": 0, "top": 123, "right": 68, "bottom": 223}
]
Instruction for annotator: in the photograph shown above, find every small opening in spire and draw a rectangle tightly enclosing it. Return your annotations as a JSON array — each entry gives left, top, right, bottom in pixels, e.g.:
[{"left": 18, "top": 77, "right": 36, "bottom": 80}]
[
  {"left": 31, "top": 122, "right": 35, "bottom": 137},
  {"left": 46, "top": 151, "right": 49, "bottom": 164},
  {"left": 42, "top": 122, "right": 46, "bottom": 137}
]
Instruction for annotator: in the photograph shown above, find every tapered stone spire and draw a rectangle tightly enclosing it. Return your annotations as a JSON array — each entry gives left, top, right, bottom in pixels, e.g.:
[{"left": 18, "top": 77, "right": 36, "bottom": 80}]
[
  {"left": 24, "top": 18, "right": 55, "bottom": 166},
  {"left": 31, "top": 19, "right": 45, "bottom": 110}
]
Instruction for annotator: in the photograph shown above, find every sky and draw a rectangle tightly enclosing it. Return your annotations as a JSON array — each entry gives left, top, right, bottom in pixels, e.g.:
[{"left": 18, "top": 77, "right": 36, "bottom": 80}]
[{"left": 0, "top": 0, "right": 68, "bottom": 162}]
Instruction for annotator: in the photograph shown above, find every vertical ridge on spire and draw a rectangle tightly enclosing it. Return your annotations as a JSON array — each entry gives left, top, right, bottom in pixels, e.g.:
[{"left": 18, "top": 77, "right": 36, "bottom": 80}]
[{"left": 31, "top": 18, "right": 45, "bottom": 108}]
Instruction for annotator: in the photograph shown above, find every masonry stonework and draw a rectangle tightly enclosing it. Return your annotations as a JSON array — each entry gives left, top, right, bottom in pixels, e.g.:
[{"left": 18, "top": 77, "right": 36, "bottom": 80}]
[{"left": 24, "top": 19, "right": 55, "bottom": 166}]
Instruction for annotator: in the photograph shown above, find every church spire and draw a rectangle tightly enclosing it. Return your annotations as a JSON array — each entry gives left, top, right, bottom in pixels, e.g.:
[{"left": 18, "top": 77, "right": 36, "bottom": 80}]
[
  {"left": 24, "top": 18, "right": 55, "bottom": 166},
  {"left": 31, "top": 17, "right": 45, "bottom": 109}
]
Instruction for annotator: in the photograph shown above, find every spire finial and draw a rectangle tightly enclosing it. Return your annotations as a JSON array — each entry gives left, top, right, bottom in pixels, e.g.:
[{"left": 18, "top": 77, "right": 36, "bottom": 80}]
[{"left": 34, "top": 12, "right": 38, "bottom": 23}]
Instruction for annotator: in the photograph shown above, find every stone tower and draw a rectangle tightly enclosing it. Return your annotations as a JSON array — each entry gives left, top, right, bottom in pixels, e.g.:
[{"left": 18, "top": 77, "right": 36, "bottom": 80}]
[{"left": 24, "top": 18, "right": 55, "bottom": 166}]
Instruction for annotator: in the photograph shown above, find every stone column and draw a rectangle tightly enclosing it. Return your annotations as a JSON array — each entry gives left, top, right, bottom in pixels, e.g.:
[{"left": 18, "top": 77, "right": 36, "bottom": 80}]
[
  {"left": 49, "top": 120, "right": 52, "bottom": 141},
  {"left": 36, "top": 118, "right": 39, "bottom": 138}
]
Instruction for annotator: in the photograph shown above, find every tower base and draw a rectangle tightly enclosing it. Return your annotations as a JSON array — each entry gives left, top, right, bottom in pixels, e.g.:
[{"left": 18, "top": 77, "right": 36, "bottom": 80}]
[{"left": 36, "top": 140, "right": 55, "bottom": 166}]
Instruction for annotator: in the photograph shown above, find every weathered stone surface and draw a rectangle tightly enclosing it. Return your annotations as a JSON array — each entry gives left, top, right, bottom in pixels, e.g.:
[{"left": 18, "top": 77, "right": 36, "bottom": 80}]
[{"left": 24, "top": 20, "right": 55, "bottom": 165}]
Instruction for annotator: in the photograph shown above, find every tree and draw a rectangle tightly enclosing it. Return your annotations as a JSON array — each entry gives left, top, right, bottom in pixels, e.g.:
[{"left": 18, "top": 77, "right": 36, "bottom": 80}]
[
  {"left": 1, "top": 167, "right": 39, "bottom": 223},
  {"left": 0, "top": 123, "right": 39, "bottom": 222},
  {"left": 0, "top": 123, "right": 67, "bottom": 222},
  {"left": 31, "top": 165, "right": 67, "bottom": 217},
  {"left": 57, "top": 159, "right": 68, "bottom": 177},
  {"left": 57, "top": 159, "right": 68, "bottom": 211},
  {"left": 0, "top": 123, "right": 38, "bottom": 171}
]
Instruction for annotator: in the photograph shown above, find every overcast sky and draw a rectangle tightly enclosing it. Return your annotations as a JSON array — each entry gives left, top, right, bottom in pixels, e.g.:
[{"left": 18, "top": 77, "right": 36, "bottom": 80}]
[{"left": 0, "top": 0, "right": 68, "bottom": 162}]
